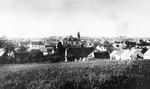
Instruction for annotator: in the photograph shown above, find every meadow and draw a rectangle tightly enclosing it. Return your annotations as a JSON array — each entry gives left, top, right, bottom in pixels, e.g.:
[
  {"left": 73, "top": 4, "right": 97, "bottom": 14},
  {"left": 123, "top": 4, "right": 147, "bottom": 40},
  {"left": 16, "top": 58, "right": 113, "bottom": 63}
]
[{"left": 0, "top": 59, "right": 150, "bottom": 89}]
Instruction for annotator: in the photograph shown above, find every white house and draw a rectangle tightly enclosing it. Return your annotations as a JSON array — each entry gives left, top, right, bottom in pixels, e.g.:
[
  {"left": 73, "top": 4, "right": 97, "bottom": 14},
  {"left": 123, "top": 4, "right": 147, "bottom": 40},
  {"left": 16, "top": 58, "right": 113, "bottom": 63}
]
[
  {"left": 29, "top": 41, "right": 46, "bottom": 51},
  {"left": 0, "top": 48, "right": 5, "bottom": 56},
  {"left": 110, "top": 48, "right": 144, "bottom": 60},
  {"left": 143, "top": 49, "right": 150, "bottom": 59},
  {"left": 96, "top": 45, "right": 107, "bottom": 52}
]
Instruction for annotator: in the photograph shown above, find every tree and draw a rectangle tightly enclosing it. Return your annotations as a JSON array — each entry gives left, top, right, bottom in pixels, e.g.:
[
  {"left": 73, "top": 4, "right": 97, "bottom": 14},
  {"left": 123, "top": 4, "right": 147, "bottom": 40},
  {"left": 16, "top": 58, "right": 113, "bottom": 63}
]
[
  {"left": 0, "top": 39, "right": 16, "bottom": 53},
  {"left": 0, "top": 39, "right": 16, "bottom": 64},
  {"left": 17, "top": 46, "right": 28, "bottom": 53},
  {"left": 4, "top": 41, "right": 16, "bottom": 53},
  {"left": 56, "top": 42, "right": 65, "bottom": 54},
  {"left": 103, "top": 40, "right": 109, "bottom": 45}
]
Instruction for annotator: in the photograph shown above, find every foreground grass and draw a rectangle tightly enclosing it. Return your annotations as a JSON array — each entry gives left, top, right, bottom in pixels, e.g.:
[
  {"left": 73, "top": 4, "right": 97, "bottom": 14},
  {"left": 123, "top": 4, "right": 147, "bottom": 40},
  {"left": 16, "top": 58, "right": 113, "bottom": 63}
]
[{"left": 0, "top": 59, "right": 150, "bottom": 89}]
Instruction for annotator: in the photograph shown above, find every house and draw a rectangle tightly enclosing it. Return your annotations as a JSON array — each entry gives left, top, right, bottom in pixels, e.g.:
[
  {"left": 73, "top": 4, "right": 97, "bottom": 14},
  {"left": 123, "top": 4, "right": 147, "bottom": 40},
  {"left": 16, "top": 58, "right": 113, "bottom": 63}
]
[
  {"left": 29, "top": 41, "right": 46, "bottom": 52},
  {"left": 63, "top": 35, "right": 81, "bottom": 47},
  {"left": 110, "top": 49, "right": 134, "bottom": 60},
  {"left": 45, "top": 43, "right": 56, "bottom": 54},
  {"left": 19, "top": 41, "right": 46, "bottom": 52},
  {"left": 110, "top": 48, "right": 145, "bottom": 60},
  {"left": 19, "top": 42, "right": 29, "bottom": 48},
  {"left": 96, "top": 45, "right": 107, "bottom": 52},
  {"left": 64, "top": 47, "right": 95, "bottom": 61},
  {"left": 0, "top": 48, "right": 5, "bottom": 56},
  {"left": 143, "top": 49, "right": 150, "bottom": 59},
  {"left": 112, "top": 41, "right": 127, "bottom": 49}
]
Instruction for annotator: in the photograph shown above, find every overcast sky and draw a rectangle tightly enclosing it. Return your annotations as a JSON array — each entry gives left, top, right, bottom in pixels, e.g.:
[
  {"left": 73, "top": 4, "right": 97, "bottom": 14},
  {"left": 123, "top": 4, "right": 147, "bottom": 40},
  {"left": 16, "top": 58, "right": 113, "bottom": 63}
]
[{"left": 0, "top": 0, "right": 150, "bottom": 38}]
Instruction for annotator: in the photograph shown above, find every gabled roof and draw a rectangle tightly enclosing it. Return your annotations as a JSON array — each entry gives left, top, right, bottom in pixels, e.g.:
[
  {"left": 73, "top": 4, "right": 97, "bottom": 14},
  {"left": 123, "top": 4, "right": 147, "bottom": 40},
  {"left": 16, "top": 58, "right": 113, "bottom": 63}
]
[{"left": 144, "top": 49, "right": 150, "bottom": 55}]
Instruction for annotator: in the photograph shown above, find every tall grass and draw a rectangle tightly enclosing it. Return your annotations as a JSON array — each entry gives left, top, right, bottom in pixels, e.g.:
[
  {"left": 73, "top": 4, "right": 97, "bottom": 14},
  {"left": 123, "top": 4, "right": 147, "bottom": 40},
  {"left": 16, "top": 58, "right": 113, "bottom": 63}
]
[{"left": 0, "top": 60, "right": 150, "bottom": 89}]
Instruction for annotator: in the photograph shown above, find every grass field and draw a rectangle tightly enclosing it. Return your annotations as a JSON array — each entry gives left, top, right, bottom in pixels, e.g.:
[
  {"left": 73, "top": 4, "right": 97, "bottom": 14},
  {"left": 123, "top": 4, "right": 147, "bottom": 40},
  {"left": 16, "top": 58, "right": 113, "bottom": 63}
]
[{"left": 0, "top": 59, "right": 150, "bottom": 89}]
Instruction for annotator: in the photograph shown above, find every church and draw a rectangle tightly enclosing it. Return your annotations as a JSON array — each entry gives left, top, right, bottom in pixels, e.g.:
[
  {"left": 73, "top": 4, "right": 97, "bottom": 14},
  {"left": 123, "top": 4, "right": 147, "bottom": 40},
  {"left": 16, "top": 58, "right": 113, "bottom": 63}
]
[{"left": 63, "top": 32, "right": 81, "bottom": 47}]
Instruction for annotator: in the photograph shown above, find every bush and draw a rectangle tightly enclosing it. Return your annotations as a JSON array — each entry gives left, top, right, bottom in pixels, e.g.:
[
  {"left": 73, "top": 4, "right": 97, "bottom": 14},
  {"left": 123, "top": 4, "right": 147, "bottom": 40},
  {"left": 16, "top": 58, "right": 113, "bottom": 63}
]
[
  {"left": 14, "top": 52, "right": 29, "bottom": 63},
  {"left": 28, "top": 50, "right": 44, "bottom": 63},
  {"left": 46, "top": 53, "right": 64, "bottom": 63},
  {"left": 0, "top": 49, "right": 47, "bottom": 64}
]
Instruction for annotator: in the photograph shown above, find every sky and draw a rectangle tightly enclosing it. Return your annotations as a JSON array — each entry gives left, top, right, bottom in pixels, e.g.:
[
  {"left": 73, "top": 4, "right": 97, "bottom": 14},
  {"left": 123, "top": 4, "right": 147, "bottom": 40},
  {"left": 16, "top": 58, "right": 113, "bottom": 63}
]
[{"left": 0, "top": 0, "right": 150, "bottom": 38}]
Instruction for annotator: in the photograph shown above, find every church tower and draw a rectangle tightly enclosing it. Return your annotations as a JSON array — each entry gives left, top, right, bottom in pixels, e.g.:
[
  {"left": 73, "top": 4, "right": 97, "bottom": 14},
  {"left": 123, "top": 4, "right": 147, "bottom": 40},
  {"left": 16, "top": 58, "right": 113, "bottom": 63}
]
[{"left": 77, "top": 32, "right": 80, "bottom": 40}]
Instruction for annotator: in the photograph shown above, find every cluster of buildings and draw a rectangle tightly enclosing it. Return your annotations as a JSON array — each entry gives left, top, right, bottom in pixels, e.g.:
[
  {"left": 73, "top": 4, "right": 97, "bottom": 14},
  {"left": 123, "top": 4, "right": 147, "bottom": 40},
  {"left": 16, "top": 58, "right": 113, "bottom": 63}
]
[
  {"left": 15, "top": 32, "right": 97, "bottom": 54},
  {"left": 2, "top": 34, "right": 150, "bottom": 61},
  {"left": 18, "top": 41, "right": 46, "bottom": 52},
  {"left": 14, "top": 33, "right": 82, "bottom": 53}
]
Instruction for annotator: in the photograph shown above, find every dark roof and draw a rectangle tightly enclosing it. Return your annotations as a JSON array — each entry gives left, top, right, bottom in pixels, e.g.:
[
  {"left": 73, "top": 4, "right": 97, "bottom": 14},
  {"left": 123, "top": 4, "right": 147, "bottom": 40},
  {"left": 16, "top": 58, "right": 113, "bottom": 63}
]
[
  {"left": 67, "top": 47, "right": 95, "bottom": 57},
  {"left": 31, "top": 41, "right": 44, "bottom": 45}
]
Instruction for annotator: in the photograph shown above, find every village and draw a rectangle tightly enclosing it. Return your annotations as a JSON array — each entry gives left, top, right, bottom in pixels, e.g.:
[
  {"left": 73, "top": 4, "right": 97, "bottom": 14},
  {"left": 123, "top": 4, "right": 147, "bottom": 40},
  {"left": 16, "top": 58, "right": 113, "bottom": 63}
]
[
  {"left": 0, "top": 32, "right": 150, "bottom": 64},
  {"left": 1, "top": 33, "right": 150, "bottom": 89},
  {"left": 1, "top": 0, "right": 150, "bottom": 88}
]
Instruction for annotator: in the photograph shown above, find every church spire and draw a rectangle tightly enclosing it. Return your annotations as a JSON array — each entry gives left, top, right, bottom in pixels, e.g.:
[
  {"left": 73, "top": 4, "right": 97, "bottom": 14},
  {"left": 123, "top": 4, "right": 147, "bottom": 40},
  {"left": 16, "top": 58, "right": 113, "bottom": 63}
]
[{"left": 77, "top": 32, "right": 80, "bottom": 40}]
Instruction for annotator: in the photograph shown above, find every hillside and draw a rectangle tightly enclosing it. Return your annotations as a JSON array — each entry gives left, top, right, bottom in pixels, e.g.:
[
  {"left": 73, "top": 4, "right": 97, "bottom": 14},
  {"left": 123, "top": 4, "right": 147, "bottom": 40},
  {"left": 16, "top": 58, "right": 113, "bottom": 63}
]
[{"left": 0, "top": 59, "right": 150, "bottom": 89}]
